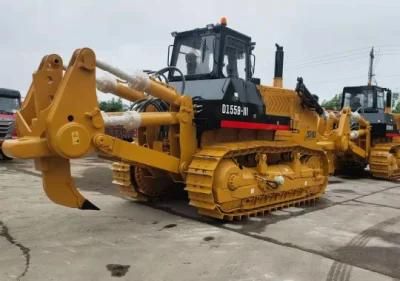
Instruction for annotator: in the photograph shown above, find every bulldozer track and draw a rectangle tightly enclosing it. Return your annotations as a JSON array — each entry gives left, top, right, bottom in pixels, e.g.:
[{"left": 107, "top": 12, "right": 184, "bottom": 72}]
[
  {"left": 369, "top": 143, "right": 400, "bottom": 180},
  {"left": 185, "top": 140, "right": 329, "bottom": 220},
  {"left": 111, "top": 140, "right": 328, "bottom": 220},
  {"left": 112, "top": 162, "right": 148, "bottom": 202},
  {"left": 112, "top": 162, "right": 179, "bottom": 201}
]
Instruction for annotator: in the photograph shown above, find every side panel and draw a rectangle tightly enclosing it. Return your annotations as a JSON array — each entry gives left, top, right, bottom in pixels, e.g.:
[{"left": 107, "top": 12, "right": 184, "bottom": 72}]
[
  {"left": 258, "top": 85, "right": 321, "bottom": 145},
  {"left": 171, "top": 78, "right": 292, "bottom": 135}
]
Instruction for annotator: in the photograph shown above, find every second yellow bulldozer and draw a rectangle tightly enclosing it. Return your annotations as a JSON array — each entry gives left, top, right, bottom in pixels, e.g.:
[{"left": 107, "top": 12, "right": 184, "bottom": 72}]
[
  {"left": 316, "top": 48, "right": 400, "bottom": 180},
  {"left": 3, "top": 20, "right": 330, "bottom": 220}
]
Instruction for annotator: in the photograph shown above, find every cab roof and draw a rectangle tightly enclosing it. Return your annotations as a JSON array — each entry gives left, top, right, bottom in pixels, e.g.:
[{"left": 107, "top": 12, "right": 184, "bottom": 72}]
[
  {"left": 0, "top": 88, "right": 21, "bottom": 98},
  {"left": 174, "top": 23, "right": 252, "bottom": 42},
  {"left": 343, "top": 85, "right": 387, "bottom": 92}
]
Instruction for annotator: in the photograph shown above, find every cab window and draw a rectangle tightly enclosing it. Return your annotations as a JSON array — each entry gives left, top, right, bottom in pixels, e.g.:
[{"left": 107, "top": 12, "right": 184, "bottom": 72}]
[
  {"left": 222, "top": 36, "right": 247, "bottom": 79},
  {"left": 174, "top": 35, "right": 215, "bottom": 77},
  {"left": 377, "top": 91, "right": 384, "bottom": 109},
  {"left": 343, "top": 90, "right": 374, "bottom": 111}
]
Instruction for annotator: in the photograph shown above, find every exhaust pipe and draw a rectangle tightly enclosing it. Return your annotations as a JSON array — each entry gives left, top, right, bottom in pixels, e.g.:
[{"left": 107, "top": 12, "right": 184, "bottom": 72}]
[{"left": 273, "top": 44, "right": 284, "bottom": 88}]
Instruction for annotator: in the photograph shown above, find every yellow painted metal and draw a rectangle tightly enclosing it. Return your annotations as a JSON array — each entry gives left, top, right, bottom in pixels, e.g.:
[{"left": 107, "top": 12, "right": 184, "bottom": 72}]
[
  {"left": 137, "top": 104, "right": 160, "bottom": 150},
  {"left": 185, "top": 141, "right": 328, "bottom": 220},
  {"left": 36, "top": 157, "right": 94, "bottom": 209},
  {"left": 93, "top": 133, "right": 180, "bottom": 174},
  {"left": 2, "top": 137, "right": 51, "bottom": 159},
  {"left": 46, "top": 48, "right": 101, "bottom": 159},
  {"left": 316, "top": 107, "right": 371, "bottom": 173},
  {"left": 176, "top": 96, "right": 196, "bottom": 172},
  {"left": 2, "top": 50, "right": 100, "bottom": 210},
  {"left": 168, "top": 115, "right": 180, "bottom": 158},
  {"left": 369, "top": 143, "right": 400, "bottom": 179},
  {"left": 16, "top": 54, "right": 64, "bottom": 137},
  {"left": 147, "top": 79, "right": 182, "bottom": 105},
  {"left": 3, "top": 48, "right": 185, "bottom": 210},
  {"left": 257, "top": 84, "right": 324, "bottom": 153},
  {"left": 113, "top": 82, "right": 145, "bottom": 102},
  {"left": 258, "top": 85, "right": 295, "bottom": 117},
  {"left": 349, "top": 141, "right": 367, "bottom": 158},
  {"left": 110, "top": 111, "right": 179, "bottom": 127},
  {"left": 272, "top": 77, "right": 283, "bottom": 88},
  {"left": 9, "top": 30, "right": 400, "bottom": 221},
  {"left": 5, "top": 47, "right": 334, "bottom": 220},
  {"left": 315, "top": 104, "right": 400, "bottom": 179}
]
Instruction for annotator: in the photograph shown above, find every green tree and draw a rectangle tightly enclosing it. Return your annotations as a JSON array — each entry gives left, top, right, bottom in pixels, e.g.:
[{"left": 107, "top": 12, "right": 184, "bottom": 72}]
[
  {"left": 393, "top": 102, "right": 400, "bottom": 113},
  {"left": 321, "top": 94, "right": 341, "bottom": 110},
  {"left": 99, "top": 98, "right": 124, "bottom": 112}
]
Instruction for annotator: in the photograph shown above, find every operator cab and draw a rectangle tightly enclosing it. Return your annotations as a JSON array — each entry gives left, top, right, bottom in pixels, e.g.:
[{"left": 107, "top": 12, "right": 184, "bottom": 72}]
[
  {"left": 168, "top": 21, "right": 254, "bottom": 82},
  {"left": 166, "top": 19, "right": 290, "bottom": 135},
  {"left": 0, "top": 88, "right": 21, "bottom": 143},
  {"left": 341, "top": 85, "right": 390, "bottom": 114},
  {"left": 341, "top": 85, "right": 397, "bottom": 137},
  {"left": 0, "top": 88, "right": 21, "bottom": 115}
]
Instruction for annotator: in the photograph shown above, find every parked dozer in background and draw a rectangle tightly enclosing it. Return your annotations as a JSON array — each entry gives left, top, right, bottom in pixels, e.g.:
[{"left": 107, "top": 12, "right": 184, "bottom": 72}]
[
  {"left": 335, "top": 84, "right": 400, "bottom": 179},
  {"left": 3, "top": 19, "right": 330, "bottom": 220},
  {"left": 317, "top": 47, "right": 400, "bottom": 179}
]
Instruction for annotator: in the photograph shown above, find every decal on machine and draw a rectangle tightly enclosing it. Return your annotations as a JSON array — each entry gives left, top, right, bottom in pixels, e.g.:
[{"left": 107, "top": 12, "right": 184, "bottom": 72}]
[
  {"left": 221, "top": 104, "right": 249, "bottom": 116},
  {"left": 306, "top": 130, "right": 317, "bottom": 139},
  {"left": 71, "top": 131, "right": 80, "bottom": 145}
]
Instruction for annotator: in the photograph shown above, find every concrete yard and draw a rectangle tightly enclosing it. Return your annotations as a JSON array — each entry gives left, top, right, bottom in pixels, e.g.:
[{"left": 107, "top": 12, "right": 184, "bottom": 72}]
[{"left": 1, "top": 157, "right": 400, "bottom": 281}]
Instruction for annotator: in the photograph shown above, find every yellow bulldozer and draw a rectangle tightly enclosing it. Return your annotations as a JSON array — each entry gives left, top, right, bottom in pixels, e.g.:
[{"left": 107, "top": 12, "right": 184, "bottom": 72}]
[
  {"left": 317, "top": 48, "right": 400, "bottom": 180},
  {"left": 3, "top": 20, "right": 332, "bottom": 220},
  {"left": 317, "top": 87, "right": 400, "bottom": 180}
]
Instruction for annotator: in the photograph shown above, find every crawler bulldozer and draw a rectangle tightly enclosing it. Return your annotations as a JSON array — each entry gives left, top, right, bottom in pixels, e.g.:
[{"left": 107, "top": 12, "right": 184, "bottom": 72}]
[
  {"left": 318, "top": 85, "right": 400, "bottom": 179},
  {"left": 3, "top": 19, "right": 329, "bottom": 220},
  {"left": 340, "top": 85, "right": 400, "bottom": 179},
  {"left": 316, "top": 47, "right": 400, "bottom": 180}
]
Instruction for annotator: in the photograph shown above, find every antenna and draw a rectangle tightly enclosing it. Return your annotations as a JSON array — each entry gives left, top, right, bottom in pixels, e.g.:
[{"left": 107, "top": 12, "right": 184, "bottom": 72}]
[{"left": 368, "top": 47, "right": 374, "bottom": 86}]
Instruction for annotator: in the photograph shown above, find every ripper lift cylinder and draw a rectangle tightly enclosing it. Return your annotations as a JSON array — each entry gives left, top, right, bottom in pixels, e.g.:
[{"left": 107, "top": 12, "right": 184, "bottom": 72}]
[
  {"left": 102, "top": 111, "right": 178, "bottom": 130},
  {"left": 96, "top": 76, "right": 145, "bottom": 102},
  {"left": 96, "top": 59, "right": 181, "bottom": 105}
]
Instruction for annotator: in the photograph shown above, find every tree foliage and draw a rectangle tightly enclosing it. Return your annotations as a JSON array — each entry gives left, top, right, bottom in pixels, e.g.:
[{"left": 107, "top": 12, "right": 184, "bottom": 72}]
[
  {"left": 321, "top": 94, "right": 341, "bottom": 110},
  {"left": 99, "top": 98, "right": 124, "bottom": 112},
  {"left": 393, "top": 101, "right": 400, "bottom": 113}
]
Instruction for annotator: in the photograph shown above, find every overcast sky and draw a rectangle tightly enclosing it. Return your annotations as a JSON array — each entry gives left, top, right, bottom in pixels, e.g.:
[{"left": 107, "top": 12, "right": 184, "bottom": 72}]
[{"left": 2, "top": 0, "right": 400, "bottom": 102}]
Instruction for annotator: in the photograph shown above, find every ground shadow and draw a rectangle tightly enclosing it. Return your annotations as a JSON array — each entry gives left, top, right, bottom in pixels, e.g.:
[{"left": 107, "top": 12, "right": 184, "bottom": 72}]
[{"left": 326, "top": 216, "right": 400, "bottom": 281}]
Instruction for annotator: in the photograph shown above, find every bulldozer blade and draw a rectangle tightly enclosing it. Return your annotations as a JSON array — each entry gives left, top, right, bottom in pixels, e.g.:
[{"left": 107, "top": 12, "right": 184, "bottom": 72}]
[{"left": 36, "top": 157, "right": 99, "bottom": 210}]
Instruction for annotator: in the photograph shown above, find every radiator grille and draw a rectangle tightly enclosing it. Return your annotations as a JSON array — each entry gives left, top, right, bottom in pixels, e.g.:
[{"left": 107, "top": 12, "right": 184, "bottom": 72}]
[{"left": 0, "top": 119, "right": 13, "bottom": 139}]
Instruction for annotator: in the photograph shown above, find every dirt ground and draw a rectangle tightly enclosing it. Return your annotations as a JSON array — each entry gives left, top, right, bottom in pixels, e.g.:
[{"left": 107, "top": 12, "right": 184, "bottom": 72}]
[{"left": 1, "top": 157, "right": 400, "bottom": 281}]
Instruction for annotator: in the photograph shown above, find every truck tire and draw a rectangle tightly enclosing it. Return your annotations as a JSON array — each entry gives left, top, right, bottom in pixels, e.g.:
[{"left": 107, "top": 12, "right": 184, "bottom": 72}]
[{"left": 0, "top": 149, "right": 12, "bottom": 160}]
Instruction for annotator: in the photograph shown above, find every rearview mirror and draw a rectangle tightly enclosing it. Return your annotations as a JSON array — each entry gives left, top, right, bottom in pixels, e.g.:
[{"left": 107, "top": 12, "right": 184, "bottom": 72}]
[
  {"left": 201, "top": 41, "right": 207, "bottom": 63},
  {"left": 251, "top": 54, "right": 256, "bottom": 76},
  {"left": 167, "top": 45, "right": 174, "bottom": 66}
]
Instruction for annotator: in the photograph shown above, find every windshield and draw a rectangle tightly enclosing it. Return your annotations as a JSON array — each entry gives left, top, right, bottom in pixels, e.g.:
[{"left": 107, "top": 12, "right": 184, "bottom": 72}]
[
  {"left": 343, "top": 88, "right": 387, "bottom": 111},
  {"left": 0, "top": 96, "right": 20, "bottom": 113},
  {"left": 343, "top": 89, "right": 374, "bottom": 111},
  {"left": 173, "top": 34, "right": 215, "bottom": 77}
]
